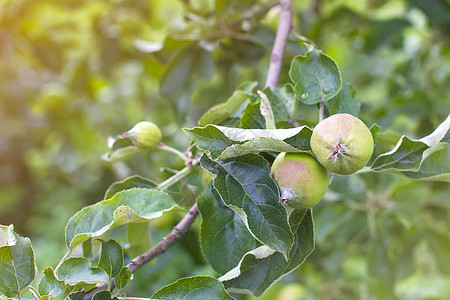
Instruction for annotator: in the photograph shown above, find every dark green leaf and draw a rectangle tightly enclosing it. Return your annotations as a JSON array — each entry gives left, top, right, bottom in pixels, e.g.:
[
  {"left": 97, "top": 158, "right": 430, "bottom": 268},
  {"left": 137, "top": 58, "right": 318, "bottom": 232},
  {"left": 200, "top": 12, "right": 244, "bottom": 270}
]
[
  {"left": 289, "top": 50, "right": 342, "bottom": 105},
  {"left": 104, "top": 175, "right": 157, "bottom": 199},
  {"left": 97, "top": 239, "right": 123, "bottom": 278},
  {"left": 240, "top": 101, "right": 266, "bottom": 129},
  {"left": 198, "top": 184, "right": 255, "bottom": 275},
  {"left": 328, "top": 81, "right": 360, "bottom": 116},
  {"left": 152, "top": 276, "right": 235, "bottom": 300},
  {"left": 0, "top": 226, "right": 36, "bottom": 298},
  {"left": 38, "top": 267, "right": 65, "bottom": 297},
  {"left": 200, "top": 155, "right": 293, "bottom": 257},
  {"left": 221, "top": 209, "right": 315, "bottom": 296},
  {"left": 92, "top": 290, "right": 118, "bottom": 300},
  {"left": 65, "top": 188, "right": 177, "bottom": 250},
  {"left": 68, "top": 290, "right": 86, "bottom": 300}
]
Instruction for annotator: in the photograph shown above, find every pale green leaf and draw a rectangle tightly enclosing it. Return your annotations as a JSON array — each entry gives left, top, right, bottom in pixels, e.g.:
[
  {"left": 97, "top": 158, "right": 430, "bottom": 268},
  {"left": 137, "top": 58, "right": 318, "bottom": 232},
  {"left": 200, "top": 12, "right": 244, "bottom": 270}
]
[
  {"left": 65, "top": 188, "right": 177, "bottom": 250},
  {"left": 126, "top": 222, "right": 151, "bottom": 258},
  {"left": 115, "top": 267, "right": 133, "bottom": 290},
  {"left": 0, "top": 229, "right": 36, "bottom": 298},
  {"left": 97, "top": 239, "right": 123, "bottom": 278},
  {"left": 56, "top": 257, "right": 109, "bottom": 286},
  {"left": 199, "top": 90, "right": 253, "bottom": 126},
  {"left": 38, "top": 267, "right": 65, "bottom": 297}
]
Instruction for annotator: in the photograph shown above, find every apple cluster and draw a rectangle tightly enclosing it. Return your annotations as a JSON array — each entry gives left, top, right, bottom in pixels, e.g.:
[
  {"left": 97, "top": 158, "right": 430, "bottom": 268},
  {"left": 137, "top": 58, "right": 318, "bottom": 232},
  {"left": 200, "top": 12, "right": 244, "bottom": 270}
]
[{"left": 271, "top": 113, "right": 374, "bottom": 209}]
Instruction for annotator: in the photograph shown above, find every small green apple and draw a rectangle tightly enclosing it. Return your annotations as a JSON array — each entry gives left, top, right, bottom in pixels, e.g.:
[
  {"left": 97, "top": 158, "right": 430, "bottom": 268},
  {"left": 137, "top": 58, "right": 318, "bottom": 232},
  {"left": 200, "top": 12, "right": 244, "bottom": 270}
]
[
  {"left": 270, "top": 152, "right": 329, "bottom": 209},
  {"left": 123, "top": 121, "right": 162, "bottom": 149},
  {"left": 310, "top": 113, "right": 374, "bottom": 175}
]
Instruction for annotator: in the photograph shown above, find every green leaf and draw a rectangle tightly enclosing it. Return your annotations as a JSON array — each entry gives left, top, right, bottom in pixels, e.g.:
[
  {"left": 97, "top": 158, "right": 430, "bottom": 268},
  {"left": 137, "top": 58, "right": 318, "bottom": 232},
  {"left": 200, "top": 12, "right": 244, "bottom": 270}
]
[
  {"left": 102, "top": 146, "right": 144, "bottom": 163},
  {"left": 115, "top": 267, "right": 132, "bottom": 290},
  {"left": 240, "top": 101, "right": 266, "bottom": 129},
  {"left": 104, "top": 175, "right": 157, "bottom": 199},
  {"left": 183, "top": 125, "right": 236, "bottom": 158},
  {"left": 199, "top": 90, "right": 253, "bottom": 126},
  {"left": 65, "top": 188, "right": 177, "bottom": 250},
  {"left": 92, "top": 290, "right": 118, "bottom": 300},
  {"left": 97, "top": 239, "right": 123, "bottom": 278},
  {"left": 289, "top": 50, "right": 342, "bottom": 105},
  {"left": 56, "top": 257, "right": 109, "bottom": 286},
  {"left": 184, "top": 125, "right": 312, "bottom": 159},
  {"left": 38, "top": 267, "right": 65, "bottom": 297},
  {"left": 0, "top": 227, "right": 36, "bottom": 298},
  {"left": 152, "top": 276, "right": 235, "bottom": 300},
  {"left": 197, "top": 184, "right": 255, "bottom": 275},
  {"left": 371, "top": 114, "right": 450, "bottom": 181},
  {"left": 200, "top": 155, "right": 294, "bottom": 258},
  {"left": 402, "top": 144, "right": 450, "bottom": 181},
  {"left": 221, "top": 209, "right": 315, "bottom": 297},
  {"left": 328, "top": 81, "right": 360, "bottom": 116},
  {"left": 369, "top": 123, "right": 381, "bottom": 145},
  {"left": 262, "top": 85, "right": 297, "bottom": 123},
  {"left": 68, "top": 290, "right": 85, "bottom": 300},
  {"left": 126, "top": 222, "right": 151, "bottom": 258}
]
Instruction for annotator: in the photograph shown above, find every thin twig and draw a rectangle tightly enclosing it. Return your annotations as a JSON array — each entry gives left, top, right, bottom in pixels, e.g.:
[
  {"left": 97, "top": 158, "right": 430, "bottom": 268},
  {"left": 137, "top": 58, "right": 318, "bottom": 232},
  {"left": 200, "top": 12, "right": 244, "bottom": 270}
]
[
  {"left": 229, "top": 1, "right": 279, "bottom": 29},
  {"left": 85, "top": 204, "right": 200, "bottom": 299},
  {"left": 158, "top": 142, "right": 188, "bottom": 161},
  {"left": 265, "top": 0, "right": 293, "bottom": 88}
]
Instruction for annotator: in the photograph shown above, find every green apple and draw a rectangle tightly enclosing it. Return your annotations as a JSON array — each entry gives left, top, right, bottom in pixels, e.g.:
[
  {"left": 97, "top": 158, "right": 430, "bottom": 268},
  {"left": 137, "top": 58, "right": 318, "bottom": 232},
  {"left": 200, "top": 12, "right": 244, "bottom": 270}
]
[
  {"left": 310, "top": 113, "right": 374, "bottom": 175},
  {"left": 123, "top": 121, "right": 162, "bottom": 149},
  {"left": 270, "top": 152, "right": 329, "bottom": 209}
]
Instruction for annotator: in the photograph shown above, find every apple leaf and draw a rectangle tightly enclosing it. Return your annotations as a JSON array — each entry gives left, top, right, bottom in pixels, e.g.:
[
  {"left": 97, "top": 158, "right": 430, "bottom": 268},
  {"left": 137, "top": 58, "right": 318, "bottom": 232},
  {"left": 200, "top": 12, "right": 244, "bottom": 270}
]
[
  {"left": 289, "top": 50, "right": 342, "bottom": 105},
  {"left": 200, "top": 154, "right": 294, "bottom": 258},
  {"left": 197, "top": 184, "right": 255, "bottom": 275},
  {"left": 0, "top": 226, "right": 36, "bottom": 298},
  {"left": 220, "top": 209, "right": 314, "bottom": 297},
  {"left": 65, "top": 188, "right": 177, "bottom": 250},
  {"left": 152, "top": 276, "right": 235, "bottom": 300},
  {"left": 184, "top": 125, "right": 312, "bottom": 159}
]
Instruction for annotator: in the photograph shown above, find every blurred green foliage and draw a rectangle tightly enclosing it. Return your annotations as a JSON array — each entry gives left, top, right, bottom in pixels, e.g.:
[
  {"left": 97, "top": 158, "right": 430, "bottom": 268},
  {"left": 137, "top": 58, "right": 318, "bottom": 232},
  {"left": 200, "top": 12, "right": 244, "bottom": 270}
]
[{"left": 0, "top": 0, "right": 449, "bottom": 299}]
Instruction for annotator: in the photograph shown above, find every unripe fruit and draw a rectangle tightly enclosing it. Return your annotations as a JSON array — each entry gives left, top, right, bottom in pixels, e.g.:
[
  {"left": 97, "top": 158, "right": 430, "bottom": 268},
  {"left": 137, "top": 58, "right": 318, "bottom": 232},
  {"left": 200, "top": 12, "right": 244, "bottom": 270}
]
[
  {"left": 123, "top": 121, "right": 162, "bottom": 149},
  {"left": 310, "top": 113, "right": 374, "bottom": 175},
  {"left": 270, "top": 153, "right": 329, "bottom": 209}
]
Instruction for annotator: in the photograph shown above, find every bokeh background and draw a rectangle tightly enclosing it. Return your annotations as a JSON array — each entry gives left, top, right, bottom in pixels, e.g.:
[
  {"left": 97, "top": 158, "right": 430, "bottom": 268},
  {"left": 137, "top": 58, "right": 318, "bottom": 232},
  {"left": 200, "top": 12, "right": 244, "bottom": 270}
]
[{"left": 1, "top": 0, "right": 449, "bottom": 299}]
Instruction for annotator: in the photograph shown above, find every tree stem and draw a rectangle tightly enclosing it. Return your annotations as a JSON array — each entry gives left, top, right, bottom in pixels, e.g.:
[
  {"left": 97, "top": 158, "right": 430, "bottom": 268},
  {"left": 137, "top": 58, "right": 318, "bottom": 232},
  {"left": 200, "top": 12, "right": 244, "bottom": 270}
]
[{"left": 265, "top": 0, "right": 293, "bottom": 88}]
